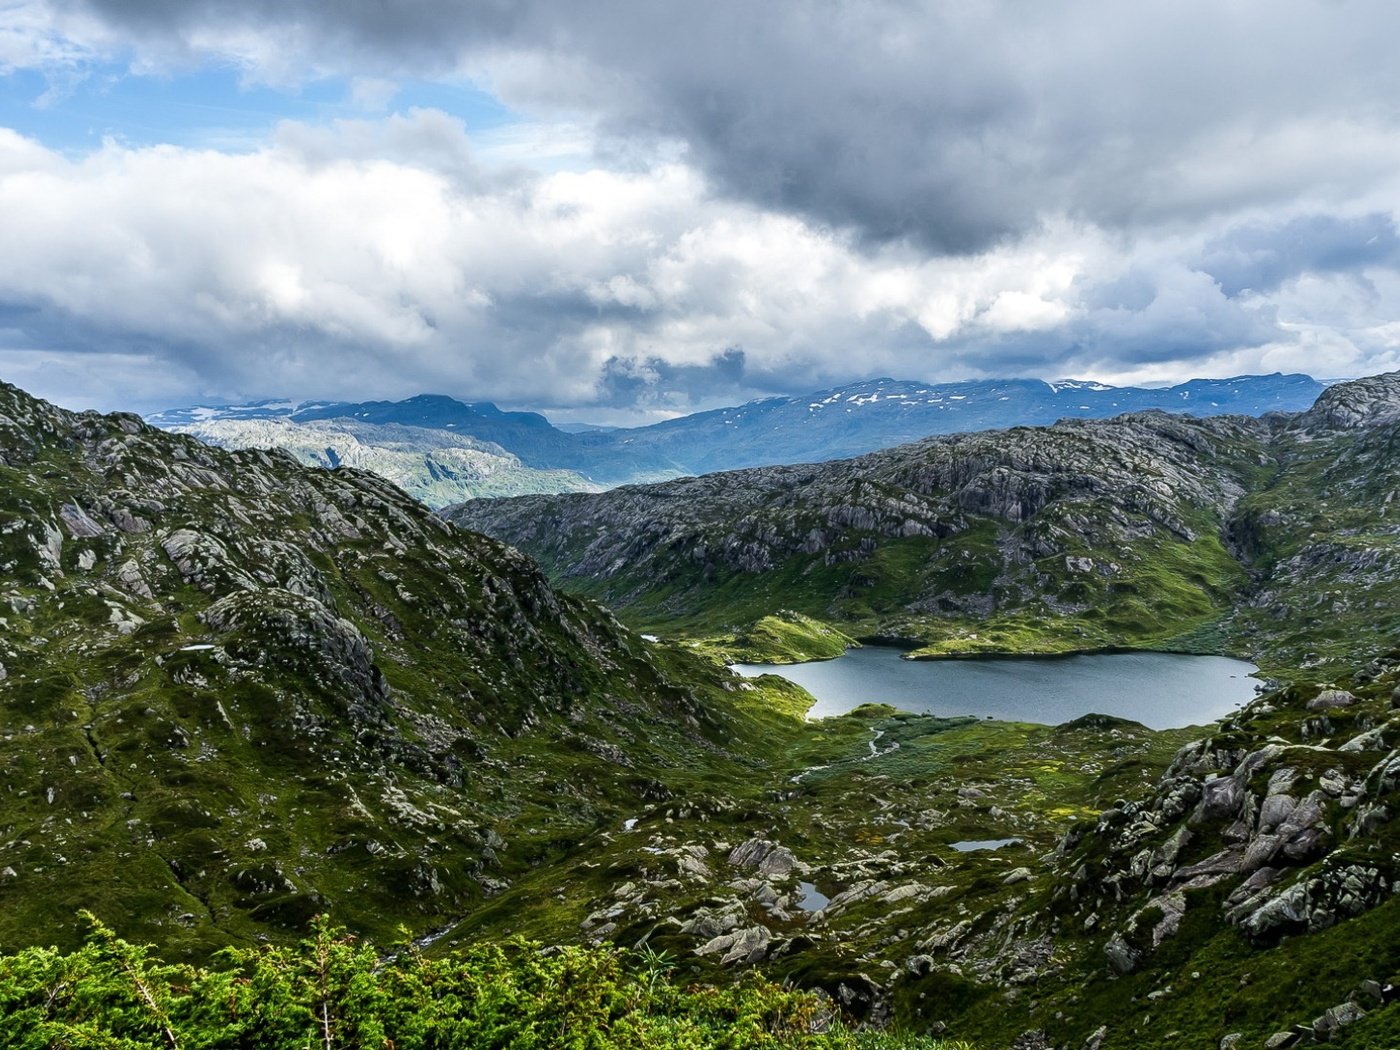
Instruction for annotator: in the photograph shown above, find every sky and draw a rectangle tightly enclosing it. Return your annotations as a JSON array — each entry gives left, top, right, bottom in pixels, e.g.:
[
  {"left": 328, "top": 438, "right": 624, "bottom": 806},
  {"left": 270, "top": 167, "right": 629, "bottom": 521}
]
[{"left": 2, "top": 1, "right": 1399, "bottom": 423}]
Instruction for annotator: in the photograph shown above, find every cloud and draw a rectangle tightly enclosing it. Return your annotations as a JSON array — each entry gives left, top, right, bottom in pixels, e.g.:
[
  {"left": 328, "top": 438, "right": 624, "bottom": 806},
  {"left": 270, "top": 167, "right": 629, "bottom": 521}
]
[
  {"left": 5, "top": 3, "right": 1400, "bottom": 414},
  {"left": 21, "top": 1, "right": 1400, "bottom": 256},
  {"left": 1199, "top": 213, "right": 1400, "bottom": 297},
  {"left": 595, "top": 348, "right": 751, "bottom": 410},
  {"left": 2, "top": 108, "right": 1398, "bottom": 417}
]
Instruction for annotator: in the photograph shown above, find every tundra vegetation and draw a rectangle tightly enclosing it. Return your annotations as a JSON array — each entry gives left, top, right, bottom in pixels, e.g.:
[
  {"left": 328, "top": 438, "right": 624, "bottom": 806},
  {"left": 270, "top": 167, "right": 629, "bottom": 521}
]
[{"left": 4, "top": 375, "right": 1400, "bottom": 1047}]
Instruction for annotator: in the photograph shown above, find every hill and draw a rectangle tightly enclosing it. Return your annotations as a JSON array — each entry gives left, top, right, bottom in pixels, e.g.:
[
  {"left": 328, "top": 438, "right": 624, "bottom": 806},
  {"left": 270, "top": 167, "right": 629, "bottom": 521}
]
[
  {"left": 0, "top": 378, "right": 789, "bottom": 959},
  {"left": 446, "top": 373, "right": 1400, "bottom": 677}
]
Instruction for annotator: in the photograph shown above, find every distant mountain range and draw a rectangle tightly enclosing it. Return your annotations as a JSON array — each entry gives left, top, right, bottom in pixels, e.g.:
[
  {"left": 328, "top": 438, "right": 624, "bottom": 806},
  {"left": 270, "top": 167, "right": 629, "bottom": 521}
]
[{"left": 151, "top": 372, "right": 1327, "bottom": 499}]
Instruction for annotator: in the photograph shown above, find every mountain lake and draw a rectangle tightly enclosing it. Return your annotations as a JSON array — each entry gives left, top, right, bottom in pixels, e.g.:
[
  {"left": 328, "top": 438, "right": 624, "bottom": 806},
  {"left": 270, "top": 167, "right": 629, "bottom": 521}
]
[{"left": 730, "top": 647, "right": 1260, "bottom": 729}]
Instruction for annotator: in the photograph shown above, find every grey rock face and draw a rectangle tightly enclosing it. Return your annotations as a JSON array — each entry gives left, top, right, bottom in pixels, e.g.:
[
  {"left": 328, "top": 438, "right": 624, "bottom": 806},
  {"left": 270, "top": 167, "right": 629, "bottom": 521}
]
[
  {"left": 1301, "top": 371, "right": 1400, "bottom": 430},
  {"left": 728, "top": 838, "right": 801, "bottom": 878},
  {"left": 450, "top": 411, "right": 1267, "bottom": 620},
  {"left": 695, "top": 925, "right": 772, "bottom": 966},
  {"left": 1307, "top": 689, "right": 1357, "bottom": 711}
]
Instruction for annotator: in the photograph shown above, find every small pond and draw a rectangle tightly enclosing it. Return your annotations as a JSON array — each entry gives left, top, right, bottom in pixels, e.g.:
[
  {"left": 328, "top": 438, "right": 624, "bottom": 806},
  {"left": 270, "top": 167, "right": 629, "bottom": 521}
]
[
  {"left": 797, "top": 881, "right": 830, "bottom": 912},
  {"left": 731, "top": 646, "right": 1259, "bottom": 730},
  {"left": 950, "top": 838, "right": 1022, "bottom": 852}
]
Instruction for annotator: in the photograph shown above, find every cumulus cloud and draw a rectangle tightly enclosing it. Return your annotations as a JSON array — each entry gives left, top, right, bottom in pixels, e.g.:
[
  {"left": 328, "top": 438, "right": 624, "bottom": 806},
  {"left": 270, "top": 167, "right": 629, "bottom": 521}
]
[{"left": 5, "top": 108, "right": 1386, "bottom": 416}]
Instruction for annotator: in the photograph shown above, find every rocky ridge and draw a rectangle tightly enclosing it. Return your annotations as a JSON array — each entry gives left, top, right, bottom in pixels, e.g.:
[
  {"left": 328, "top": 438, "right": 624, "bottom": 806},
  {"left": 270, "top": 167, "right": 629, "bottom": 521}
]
[
  {"left": 447, "top": 410, "right": 1270, "bottom": 652},
  {"left": 152, "top": 373, "right": 1323, "bottom": 496},
  {"left": 448, "top": 372, "right": 1400, "bottom": 671}
]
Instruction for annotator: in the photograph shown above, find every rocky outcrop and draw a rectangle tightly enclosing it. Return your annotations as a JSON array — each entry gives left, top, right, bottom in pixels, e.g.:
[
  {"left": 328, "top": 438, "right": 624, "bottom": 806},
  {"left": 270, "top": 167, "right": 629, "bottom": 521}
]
[
  {"left": 1057, "top": 673, "right": 1400, "bottom": 980},
  {"left": 696, "top": 925, "right": 772, "bottom": 965},
  {"left": 728, "top": 837, "right": 803, "bottom": 878},
  {"left": 1300, "top": 371, "right": 1400, "bottom": 431}
]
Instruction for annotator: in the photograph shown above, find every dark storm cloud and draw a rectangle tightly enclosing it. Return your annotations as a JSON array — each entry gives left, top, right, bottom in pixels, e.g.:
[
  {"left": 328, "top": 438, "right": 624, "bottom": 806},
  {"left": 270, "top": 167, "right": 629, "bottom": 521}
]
[
  {"left": 1199, "top": 213, "right": 1400, "bottom": 297},
  {"left": 53, "top": 0, "right": 1400, "bottom": 253},
  {"left": 594, "top": 347, "right": 757, "bottom": 409}
]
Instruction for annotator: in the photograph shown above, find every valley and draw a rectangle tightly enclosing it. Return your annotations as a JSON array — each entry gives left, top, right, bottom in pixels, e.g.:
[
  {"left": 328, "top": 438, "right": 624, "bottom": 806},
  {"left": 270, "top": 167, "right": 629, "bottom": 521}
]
[
  {"left": 3, "top": 374, "right": 1400, "bottom": 1048},
  {"left": 8, "top": 3, "right": 1395, "bottom": 1046}
]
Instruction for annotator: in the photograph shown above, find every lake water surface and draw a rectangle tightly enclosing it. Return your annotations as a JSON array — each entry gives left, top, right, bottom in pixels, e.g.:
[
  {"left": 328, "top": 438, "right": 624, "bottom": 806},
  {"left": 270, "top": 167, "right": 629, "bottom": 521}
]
[{"left": 731, "top": 647, "right": 1258, "bottom": 729}]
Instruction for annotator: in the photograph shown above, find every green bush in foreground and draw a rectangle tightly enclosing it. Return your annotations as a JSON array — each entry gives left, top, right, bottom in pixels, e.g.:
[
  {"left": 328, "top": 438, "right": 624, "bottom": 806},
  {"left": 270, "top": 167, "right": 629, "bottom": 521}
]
[{"left": 0, "top": 916, "right": 962, "bottom": 1050}]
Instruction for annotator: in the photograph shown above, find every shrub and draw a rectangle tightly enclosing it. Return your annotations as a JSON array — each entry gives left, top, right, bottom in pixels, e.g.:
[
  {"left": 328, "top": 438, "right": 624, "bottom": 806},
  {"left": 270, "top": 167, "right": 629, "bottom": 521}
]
[{"left": 0, "top": 915, "right": 967, "bottom": 1050}]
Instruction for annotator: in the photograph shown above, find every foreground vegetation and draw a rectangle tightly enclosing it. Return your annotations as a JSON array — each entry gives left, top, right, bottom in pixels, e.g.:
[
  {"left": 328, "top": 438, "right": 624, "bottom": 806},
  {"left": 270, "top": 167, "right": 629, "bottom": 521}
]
[{"left": 0, "top": 917, "right": 962, "bottom": 1050}]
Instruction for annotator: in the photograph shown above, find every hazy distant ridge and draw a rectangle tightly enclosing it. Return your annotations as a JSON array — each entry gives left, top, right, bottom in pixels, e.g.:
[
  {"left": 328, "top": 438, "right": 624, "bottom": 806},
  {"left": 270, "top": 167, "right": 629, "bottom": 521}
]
[{"left": 151, "top": 372, "right": 1325, "bottom": 496}]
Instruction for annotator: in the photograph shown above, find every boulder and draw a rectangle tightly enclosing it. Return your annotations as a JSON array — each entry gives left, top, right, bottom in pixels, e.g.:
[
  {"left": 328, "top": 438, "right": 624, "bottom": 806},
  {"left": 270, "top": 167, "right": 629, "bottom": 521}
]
[
  {"left": 1257, "top": 793, "right": 1297, "bottom": 834},
  {"left": 1341, "top": 728, "right": 1387, "bottom": 753},
  {"left": 1312, "top": 1001, "right": 1366, "bottom": 1041},
  {"left": 1194, "top": 775, "right": 1245, "bottom": 821},
  {"left": 696, "top": 925, "right": 771, "bottom": 966},
  {"left": 116, "top": 559, "right": 155, "bottom": 600},
  {"left": 905, "top": 954, "right": 935, "bottom": 977},
  {"left": 680, "top": 900, "right": 746, "bottom": 940},
  {"left": 1307, "top": 689, "right": 1356, "bottom": 711},
  {"left": 673, "top": 844, "right": 711, "bottom": 880},
  {"left": 60, "top": 502, "right": 106, "bottom": 538},
  {"left": 728, "top": 838, "right": 801, "bottom": 877},
  {"left": 1103, "top": 931, "right": 1139, "bottom": 975},
  {"left": 1146, "top": 892, "right": 1187, "bottom": 947}
]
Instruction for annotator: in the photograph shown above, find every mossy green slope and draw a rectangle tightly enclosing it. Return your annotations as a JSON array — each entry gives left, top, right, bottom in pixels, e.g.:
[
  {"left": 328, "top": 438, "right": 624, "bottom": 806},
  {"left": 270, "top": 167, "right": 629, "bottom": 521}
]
[{"left": 0, "top": 380, "right": 802, "bottom": 961}]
